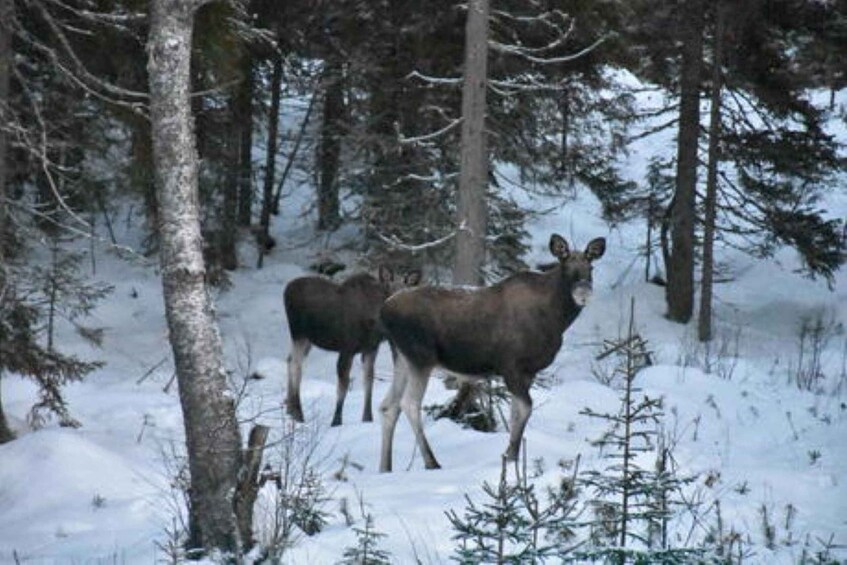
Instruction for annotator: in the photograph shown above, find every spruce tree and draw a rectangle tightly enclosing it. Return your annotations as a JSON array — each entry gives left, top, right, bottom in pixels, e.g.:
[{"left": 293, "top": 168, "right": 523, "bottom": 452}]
[
  {"left": 447, "top": 456, "right": 582, "bottom": 563},
  {"left": 338, "top": 513, "right": 392, "bottom": 565},
  {"left": 576, "top": 299, "right": 699, "bottom": 563}
]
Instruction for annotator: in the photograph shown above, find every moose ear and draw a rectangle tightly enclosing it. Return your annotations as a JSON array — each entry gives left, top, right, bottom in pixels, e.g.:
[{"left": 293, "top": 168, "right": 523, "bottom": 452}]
[
  {"left": 378, "top": 265, "right": 394, "bottom": 283},
  {"left": 549, "top": 234, "right": 570, "bottom": 259},
  {"left": 585, "top": 237, "right": 606, "bottom": 261},
  {"left": 404, "top": 270, "right": 422, "bottom": 286}
]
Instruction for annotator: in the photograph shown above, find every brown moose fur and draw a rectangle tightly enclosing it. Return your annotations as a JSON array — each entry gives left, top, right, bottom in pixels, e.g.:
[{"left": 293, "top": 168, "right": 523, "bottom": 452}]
[
  {"left": 284, "top": 267, "right": 420, "bottom": 426},
  {"left": 378, "top": 234, "right": 605, "bottom": 471}
]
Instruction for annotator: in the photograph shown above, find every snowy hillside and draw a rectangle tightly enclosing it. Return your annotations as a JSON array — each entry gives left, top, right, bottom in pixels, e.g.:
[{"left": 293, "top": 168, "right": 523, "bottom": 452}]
[{"left": 1, "top": 94, "right": 845, "bottom": 563}]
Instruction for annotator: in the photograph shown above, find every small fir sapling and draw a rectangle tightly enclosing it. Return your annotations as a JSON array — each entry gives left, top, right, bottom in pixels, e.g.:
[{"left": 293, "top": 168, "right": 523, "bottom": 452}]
[
  {"left": 446, "top": 452, "right": 583, "bottom": 563},
  {"left": 0, "top": 229, "right": 111, "bottom": 433},
  {"left": 575, "top": 298, "right": 700, "bottom": 563},
  {"left": 338, "top": 513, "right": 392, "bottom": 565}
]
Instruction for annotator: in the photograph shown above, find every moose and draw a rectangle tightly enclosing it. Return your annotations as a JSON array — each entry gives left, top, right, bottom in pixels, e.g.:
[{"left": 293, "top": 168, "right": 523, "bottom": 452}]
[
  {"left": 378, "top": 234, "right": 605, "bottom": 471},
  {"left": 284, "top": 266, "right": 421, "bottom": 426}
]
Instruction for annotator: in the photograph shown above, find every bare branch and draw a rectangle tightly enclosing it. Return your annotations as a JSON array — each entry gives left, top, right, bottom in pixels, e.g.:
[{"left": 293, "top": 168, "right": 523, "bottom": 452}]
[
  {"left": 20, "top": 0, "right": 148, "bottom": 112},
  {"left": 42, "top": 0, "right": 146, "bottom": 27},
  {"left": 13, "top": 65, "right": 91, "bottom": 230},
  {"left": 4, "top": 197, "right": 150, "bottom": 263}
]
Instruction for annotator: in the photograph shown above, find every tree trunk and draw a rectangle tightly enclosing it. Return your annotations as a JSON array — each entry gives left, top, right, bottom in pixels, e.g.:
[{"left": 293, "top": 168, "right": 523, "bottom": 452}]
[
  {"left": 0, "top": 0, "right": 15, "bottom": 444},
  {"left": 237, "top": 54, "right": 254, "bottom": 227},
  {"left": 147, "top": 0, "right": 245, "bottom": 554},
  {"left": 454, "top": 0, "right": 489, "bottom": 286},
  {"left": 666, "top": 0, "right": 705, "bottom": 323},
  {"left": 257, "top": 54, "right": 282, "bottom": 269},
  {"left": 220, "top": 108, "right": 239, "bottom": 270},
  {"left": 317, "top": 58, "right": 343, "bottom": 232},
  {"left": 128, "top": 115, "right": 158, "bottom": 252},
  {"left": 450, "top": 0, "right": 490, "bottom": 426},
  {"left": 272, "top": 89, "right": 316, "bottom": 216},
  {"left": 698, "top": 2, "right": 725, "bottom": 343}
]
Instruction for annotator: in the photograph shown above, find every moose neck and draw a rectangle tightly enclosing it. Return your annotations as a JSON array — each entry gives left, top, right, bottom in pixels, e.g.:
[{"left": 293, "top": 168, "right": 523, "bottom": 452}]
[{"left": 548, "top": 262, "right": 583, "bottom": 331}]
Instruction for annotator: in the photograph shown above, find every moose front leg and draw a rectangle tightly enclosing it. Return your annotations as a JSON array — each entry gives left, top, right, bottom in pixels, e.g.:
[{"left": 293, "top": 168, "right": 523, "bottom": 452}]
[
  {"left": 286, "top": 338, "right": 310, "bottom": 423},
  {"left": 503, "top": 375, "right": 533, "bottom": 462},
  {"left": 379, "top": 350, "right": 408, "bottom": 472},
  {"left": 331, "top": 352, "right": 354, "bottom": 427},
  {"left": 361, "top": 350, "right": 377, "bottom": 422},
  {"left": 400, "top": 363, "right": 440, "bottom": 470}
]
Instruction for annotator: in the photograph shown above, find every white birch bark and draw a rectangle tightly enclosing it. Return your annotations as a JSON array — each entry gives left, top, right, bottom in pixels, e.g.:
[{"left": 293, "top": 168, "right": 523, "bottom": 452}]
[{"left": 147, "top": 0, "right": 243, "bottom": 554}]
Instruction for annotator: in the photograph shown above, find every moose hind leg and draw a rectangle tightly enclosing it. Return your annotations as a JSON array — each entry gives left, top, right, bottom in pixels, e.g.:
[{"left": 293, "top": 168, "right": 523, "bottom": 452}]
[
  {"left": 286, "top": 338, "right": 311, "bottom": 422},
  {"left": 401, "top": 363, "right": 440, "bottom": 470},
  {"left": 503, "top": 375, "right": 533, "bottom": 462},
  {"left": 331, "top": 352, "right": 354, "bottom": 427},
  {"left": 361, "top": 350, "right": 377, "bottom": 423},
  {"left": 379, "top": 351, "right": 408, "bottom": 472}
]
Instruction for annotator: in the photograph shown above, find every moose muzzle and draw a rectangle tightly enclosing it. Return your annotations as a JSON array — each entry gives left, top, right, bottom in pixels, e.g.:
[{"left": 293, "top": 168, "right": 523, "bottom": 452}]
[{"left": 571, "top": 281, "right": 593, "bottom": 307}]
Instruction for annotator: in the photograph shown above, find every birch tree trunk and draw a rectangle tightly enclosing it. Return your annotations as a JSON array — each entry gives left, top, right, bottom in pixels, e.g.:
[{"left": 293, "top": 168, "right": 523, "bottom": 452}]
[
  {"left": 666, "top": 0, "right": 705, "bottom": 323},
  {"left": 453, "top": 0, "right": 489, "bottom": 286},
  {"left": 147, "top": 0, "right": 244, "bottom": 554},
  {"left": 0, "top": 0, "right": 14, "bottom": 444},
  {"left": 698, "top": 1, "right": 726, "bottom": 342}
]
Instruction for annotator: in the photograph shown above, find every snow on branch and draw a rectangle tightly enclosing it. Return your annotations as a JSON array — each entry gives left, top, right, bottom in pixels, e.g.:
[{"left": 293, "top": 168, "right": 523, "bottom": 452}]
[
  {"left": 490, "top": 11, "right": 576, "bottom": 56},
  {"left": 402, "top": 172, "right": 460, "bottom": 183},
  {"left": 42, "top": 0, "right": 145, "bottom": 29},
  {"left": 399, "top": 118, "right": 463, "bottom": 145},
  {"left": 489, "top": 34, "right": 608, "bottom": 65},
  {"left": 376, "top": 222, "right": 471, "bottom": 253},
  {"left": 490, "top": 7, "right": 572, "bottom": 27},
  {"left": 488, "top": 76, "right": 567, "bottom": 95},
  {"left": 376, "top": 231, "right": 458, "bottom": 253},
  {"left": 407, "top": 70, "right": 463, "bottom": 86}
]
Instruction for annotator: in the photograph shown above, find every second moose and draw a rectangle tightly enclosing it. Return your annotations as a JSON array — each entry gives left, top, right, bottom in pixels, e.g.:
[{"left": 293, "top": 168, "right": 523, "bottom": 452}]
[
  {"left": 378, "top": 234, "right": 605, "bottom": 471},
  {"left": 284, "top": 266, "right": 420, "bottom": 426}
]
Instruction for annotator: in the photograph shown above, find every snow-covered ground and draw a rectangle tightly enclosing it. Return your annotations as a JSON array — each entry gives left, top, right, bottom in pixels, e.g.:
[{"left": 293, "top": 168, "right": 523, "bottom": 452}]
[{"left": 1, "top": 93, "right": 845, "bottom": 563}]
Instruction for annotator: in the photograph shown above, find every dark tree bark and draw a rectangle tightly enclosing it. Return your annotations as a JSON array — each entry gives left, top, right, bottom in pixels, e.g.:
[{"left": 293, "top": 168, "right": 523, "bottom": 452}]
[
  {"left": 698, "top": 1, "right": 726, "bottom": 342},
  {"left": 147, "top": 0, "right": 246, "bottom": 554},
  {"left": 666, "top": 0, "right": 705, "bottom": 323},
  {"left": 236, "top": 54, "right": 254, "bottom": 227},
  {"left": 257, "top": 54, "right": 281, "bottom": 269},
  {"left": 220, "top": 112, "right": 239, "bottom": 270},
  {"left": 317, "top": 58, "right": 343, "bottom": 232},
  {"left": 454, "top": 0, "right": 490, "bottom": 286},
  {"left": 129, "top": 116, "right": 158, "bottom": 250},
  {"left": 449, "top": 0, "right": 491, "bottom": 427},
  {"left": 0, "top": 0, "right": 14, "bottom": 444}
]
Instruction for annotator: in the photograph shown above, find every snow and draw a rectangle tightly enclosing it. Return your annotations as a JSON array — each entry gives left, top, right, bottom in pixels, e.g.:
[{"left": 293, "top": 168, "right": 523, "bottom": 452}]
[{"left": 1, "top": 91, "right": 846, "bottom": 563}]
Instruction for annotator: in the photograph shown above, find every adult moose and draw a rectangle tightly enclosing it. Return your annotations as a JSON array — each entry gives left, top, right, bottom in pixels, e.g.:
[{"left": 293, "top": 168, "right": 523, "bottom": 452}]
[
  {"left": 379, "top": 234, "right": 605, "bottom": 471},
  {"left": 284, "top": 267, "right": 420, "bottom": 426}
]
